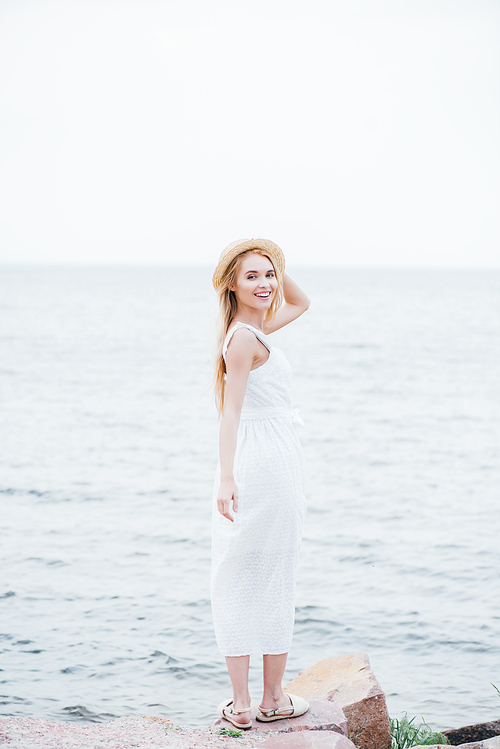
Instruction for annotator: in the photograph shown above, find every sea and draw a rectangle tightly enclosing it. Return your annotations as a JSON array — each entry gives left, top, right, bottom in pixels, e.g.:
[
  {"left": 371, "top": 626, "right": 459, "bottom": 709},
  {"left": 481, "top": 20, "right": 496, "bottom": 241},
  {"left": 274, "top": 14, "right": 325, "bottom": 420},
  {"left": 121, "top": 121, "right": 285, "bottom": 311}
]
[{"left": 1, "top": 265, "right": 499, "bottom": 732}]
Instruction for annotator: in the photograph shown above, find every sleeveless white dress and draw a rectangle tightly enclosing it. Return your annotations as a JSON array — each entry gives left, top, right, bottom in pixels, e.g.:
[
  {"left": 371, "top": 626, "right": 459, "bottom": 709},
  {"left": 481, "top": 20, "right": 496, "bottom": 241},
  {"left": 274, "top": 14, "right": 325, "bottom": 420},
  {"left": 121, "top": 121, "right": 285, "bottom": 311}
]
[{"left": 211, "top": 322, "right": 306, "bottom": 657}]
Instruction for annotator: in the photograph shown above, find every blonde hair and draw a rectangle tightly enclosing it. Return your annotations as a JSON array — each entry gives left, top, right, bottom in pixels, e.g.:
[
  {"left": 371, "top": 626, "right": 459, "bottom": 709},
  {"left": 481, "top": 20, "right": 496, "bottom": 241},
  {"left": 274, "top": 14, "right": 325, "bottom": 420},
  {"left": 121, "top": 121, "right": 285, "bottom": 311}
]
[{"left": 213, "top": 250, "right": 284, "bottom": 416}]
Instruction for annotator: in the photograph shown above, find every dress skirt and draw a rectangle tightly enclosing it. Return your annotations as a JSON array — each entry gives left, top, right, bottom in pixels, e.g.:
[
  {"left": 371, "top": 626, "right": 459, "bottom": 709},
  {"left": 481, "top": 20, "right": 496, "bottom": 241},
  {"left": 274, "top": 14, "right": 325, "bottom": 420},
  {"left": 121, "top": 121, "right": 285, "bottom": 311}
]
[{"left": 211, "top": 413, "right": 306, "bottom": 657}]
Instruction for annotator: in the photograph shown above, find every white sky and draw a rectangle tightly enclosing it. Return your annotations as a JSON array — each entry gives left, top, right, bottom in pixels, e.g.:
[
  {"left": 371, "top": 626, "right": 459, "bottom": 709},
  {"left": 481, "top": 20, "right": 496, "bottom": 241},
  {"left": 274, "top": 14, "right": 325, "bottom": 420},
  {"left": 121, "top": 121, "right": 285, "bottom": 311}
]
[{"left": 0, "top": 0, "right": 499, "bottom": 267}]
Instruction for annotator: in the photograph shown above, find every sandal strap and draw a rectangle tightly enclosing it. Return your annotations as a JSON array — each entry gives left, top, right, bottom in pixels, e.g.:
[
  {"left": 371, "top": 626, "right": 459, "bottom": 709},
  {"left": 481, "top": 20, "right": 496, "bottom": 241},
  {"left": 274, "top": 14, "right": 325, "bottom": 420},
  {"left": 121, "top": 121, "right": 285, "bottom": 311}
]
[
  {"left": 258, "top": 705, "right": 294, "bottom": 717},
  {"left": 225, "top": 705, "right": 252, "bottom": 715}
]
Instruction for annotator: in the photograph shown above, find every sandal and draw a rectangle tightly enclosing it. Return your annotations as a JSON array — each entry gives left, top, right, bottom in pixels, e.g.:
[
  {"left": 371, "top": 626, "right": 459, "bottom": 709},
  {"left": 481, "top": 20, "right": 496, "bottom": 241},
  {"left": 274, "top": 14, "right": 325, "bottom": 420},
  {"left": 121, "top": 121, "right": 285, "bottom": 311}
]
[
  {"left": 256, "top": 693, "right": 309, "bottom": 722},
  {"left": 218, "top": 698, "right": 253, "bottom": 730}
]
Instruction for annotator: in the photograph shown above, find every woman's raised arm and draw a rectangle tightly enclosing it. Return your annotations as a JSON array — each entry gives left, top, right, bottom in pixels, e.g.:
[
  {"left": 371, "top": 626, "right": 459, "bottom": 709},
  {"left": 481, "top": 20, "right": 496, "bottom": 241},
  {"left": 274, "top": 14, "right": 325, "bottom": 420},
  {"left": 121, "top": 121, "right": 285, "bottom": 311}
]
[{"left": 265, "top": 272, "right": 310, "bottom": 334}]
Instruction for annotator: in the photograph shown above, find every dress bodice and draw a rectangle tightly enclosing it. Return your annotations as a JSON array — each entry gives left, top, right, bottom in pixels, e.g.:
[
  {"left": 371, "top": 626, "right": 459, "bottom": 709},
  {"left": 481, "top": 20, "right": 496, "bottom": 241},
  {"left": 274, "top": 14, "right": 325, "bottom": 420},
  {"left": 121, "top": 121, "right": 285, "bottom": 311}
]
[{"left": 222, "top": 322, "right": 294, "bottom": 417}]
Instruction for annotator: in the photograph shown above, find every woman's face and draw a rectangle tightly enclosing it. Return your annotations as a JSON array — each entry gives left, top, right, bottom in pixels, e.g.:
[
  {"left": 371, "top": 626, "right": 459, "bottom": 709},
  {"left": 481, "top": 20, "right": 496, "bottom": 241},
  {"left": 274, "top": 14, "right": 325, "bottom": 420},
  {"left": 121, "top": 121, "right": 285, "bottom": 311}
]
[{"left": 231, "top": 252, "right": 277, "bottom": 311}]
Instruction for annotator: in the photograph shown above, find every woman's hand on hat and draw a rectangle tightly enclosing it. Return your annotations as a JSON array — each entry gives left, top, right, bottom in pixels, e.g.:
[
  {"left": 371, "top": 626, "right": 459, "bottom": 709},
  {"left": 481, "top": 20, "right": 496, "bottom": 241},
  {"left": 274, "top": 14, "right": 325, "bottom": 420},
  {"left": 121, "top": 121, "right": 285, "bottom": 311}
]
[{"left": 217, "top": 478, "right": 239, "bottom": 522}]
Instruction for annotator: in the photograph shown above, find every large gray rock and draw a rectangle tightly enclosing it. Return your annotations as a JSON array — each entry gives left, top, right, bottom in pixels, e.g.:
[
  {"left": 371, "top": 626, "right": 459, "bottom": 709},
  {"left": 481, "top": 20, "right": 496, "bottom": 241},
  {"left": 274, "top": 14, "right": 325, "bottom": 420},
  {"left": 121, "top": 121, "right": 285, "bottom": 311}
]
[
  {"left": 444, "top": 721, "right": 500, "bottom": 745},
  {"left": 212, "top": 698, "right": 347, "bottom": 735},
  {"left": 284, "top": 653, "right": 391, "bottom": 749},
  {"left": 413, "top": 738, "right": 500, "bottom": 749}
]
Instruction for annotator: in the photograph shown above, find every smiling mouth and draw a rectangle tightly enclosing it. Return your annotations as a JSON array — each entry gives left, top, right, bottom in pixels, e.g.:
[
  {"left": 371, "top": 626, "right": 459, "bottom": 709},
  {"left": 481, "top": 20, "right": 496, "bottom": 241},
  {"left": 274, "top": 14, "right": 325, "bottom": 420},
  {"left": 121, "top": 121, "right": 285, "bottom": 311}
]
[{"left": 255, "top": 291, "right": 272, "bottom": 298}]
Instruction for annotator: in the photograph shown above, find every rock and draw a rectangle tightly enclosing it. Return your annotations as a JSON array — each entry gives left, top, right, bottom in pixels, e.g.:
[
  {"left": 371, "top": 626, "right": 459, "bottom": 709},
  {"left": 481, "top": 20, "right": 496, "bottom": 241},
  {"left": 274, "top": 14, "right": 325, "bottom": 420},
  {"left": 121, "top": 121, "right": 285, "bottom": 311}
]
[
  {"left": 454, "top": 740, "right": 500, "bottom": 749},
  {"left": 261, "top": 730, "right": 358, "bottom": 748},
  {"left": 284, "top": 653, "right": 391, "bottom": 749},
  {"left": 413, "top": 739, "right": 500, "bottom": 749},
  {"left": 444, "top": 721, "right": 500, "bottom": 745},
  {"left": 212, "top": 698, "right": 347, "bottom": 735},
  {"left": 0, "top": 716, "right": 175, "bottom": 749}
]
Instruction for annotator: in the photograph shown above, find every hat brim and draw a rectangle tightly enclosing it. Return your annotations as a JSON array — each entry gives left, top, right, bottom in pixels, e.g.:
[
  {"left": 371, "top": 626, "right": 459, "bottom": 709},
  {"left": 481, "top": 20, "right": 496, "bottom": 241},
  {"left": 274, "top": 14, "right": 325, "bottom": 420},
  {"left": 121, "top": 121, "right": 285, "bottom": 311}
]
[{"left": 212, "top": 238, "right": 285, "bottom": 290}]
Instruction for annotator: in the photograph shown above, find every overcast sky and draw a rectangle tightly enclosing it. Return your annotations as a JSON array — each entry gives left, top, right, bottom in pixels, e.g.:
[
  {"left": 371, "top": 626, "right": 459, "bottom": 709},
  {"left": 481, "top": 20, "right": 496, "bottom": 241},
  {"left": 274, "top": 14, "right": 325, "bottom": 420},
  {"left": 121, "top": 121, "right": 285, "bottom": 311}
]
[{"left": 1, "top": 0, "right": 499, "bottom": 267}]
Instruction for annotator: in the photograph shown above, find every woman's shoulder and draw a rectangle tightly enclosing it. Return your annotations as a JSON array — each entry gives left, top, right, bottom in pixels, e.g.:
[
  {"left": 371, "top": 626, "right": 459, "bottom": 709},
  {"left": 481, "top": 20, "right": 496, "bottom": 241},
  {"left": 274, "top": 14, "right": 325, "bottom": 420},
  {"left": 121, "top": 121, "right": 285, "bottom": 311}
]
[
  {"left": 228, "top": 325, "right": 259, "bottom": 343},
  {"left": 224, "top": 328, "right": 263, "bottom": 371},
  {"left": 223, "top": 322, "right": 270, "bottom": 361},
  {"left": 225, "top": 325, "right": 260, "bottom": 350}
]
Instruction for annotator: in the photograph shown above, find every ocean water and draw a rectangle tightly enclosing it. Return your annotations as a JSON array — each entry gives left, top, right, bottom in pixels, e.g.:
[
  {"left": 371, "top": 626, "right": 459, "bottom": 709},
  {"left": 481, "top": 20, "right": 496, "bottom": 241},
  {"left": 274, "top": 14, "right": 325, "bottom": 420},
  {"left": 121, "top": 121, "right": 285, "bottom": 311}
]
[{"left": 1, "top": 265, "right": 499, "bottom": 731}]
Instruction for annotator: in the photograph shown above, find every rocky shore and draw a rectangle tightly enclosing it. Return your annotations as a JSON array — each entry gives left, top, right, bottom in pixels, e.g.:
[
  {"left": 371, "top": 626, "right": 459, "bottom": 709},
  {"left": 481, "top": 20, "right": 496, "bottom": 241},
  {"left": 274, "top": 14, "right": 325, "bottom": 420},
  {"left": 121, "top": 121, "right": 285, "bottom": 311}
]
[{"left": 1, "top": 653, "right": 499, "bottom": 749}]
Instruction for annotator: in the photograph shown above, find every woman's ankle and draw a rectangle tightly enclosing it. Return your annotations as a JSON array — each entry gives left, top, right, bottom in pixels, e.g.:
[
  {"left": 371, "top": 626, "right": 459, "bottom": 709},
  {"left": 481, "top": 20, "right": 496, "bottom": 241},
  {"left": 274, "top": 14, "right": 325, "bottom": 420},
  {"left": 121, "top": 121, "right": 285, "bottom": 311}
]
[
  {"left": 261, "top": 688, "right": 287, "bottom": 708},
  {"left": 232, "top": 694, "right": 251, "bottom": 710}
]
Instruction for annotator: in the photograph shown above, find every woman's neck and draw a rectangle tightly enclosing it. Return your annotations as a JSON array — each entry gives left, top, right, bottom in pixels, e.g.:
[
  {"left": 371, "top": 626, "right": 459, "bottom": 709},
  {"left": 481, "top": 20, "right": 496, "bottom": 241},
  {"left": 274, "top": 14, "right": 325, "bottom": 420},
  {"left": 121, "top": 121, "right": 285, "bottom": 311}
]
[{"left": 231, "top": 308, "right": 266, "bottom": 331}]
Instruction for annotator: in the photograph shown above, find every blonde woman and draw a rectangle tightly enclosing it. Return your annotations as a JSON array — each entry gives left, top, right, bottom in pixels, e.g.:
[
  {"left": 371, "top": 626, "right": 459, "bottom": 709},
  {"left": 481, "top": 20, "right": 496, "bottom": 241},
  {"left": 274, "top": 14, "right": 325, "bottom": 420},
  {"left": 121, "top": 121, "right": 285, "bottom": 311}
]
[{"left": 211, "top": 238, "right": 310, "bottom": 729}]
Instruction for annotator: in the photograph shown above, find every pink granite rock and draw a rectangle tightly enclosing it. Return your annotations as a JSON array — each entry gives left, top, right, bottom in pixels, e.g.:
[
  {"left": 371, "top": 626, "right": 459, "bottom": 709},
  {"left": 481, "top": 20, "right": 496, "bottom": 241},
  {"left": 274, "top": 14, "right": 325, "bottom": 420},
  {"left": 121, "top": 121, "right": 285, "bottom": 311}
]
[
  {"left": 284, "top": 653, "right": 391, "bottom": 749},
  {"left": 0, "top": 715, "right": 262, "bottom": 749},
  {"left": 212, "top": 698, "right": 347, "bottom": 735},
  {"left": 0, "top": 716, "right": 176, "bottom": 749},
  {"left": 261, "top": 730, "right": 357, "bottom": 748}
]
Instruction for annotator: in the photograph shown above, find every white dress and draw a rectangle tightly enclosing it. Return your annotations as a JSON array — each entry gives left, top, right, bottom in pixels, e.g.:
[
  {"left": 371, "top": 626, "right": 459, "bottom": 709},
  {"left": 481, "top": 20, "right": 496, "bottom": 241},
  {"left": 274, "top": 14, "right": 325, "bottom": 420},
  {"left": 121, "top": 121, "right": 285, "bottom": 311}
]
[{"left": 211, "top": 322, "right": 306, "bottom": 657}]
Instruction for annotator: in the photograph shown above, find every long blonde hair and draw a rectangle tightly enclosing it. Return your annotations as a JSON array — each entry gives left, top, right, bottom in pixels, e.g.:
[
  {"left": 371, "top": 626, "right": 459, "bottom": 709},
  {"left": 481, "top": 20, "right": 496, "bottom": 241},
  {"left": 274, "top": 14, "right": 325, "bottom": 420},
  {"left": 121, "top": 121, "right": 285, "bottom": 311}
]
[{"left": 213, "top": 250, "right": 284, "bottom": 416}]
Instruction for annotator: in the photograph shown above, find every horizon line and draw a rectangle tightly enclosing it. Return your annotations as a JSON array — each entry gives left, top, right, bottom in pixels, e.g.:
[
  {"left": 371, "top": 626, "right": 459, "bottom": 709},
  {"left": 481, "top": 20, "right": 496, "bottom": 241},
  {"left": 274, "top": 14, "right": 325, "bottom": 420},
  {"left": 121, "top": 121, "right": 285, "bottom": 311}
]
[{"left": 1, "top": 261, "right": 500, "bottom": 272}]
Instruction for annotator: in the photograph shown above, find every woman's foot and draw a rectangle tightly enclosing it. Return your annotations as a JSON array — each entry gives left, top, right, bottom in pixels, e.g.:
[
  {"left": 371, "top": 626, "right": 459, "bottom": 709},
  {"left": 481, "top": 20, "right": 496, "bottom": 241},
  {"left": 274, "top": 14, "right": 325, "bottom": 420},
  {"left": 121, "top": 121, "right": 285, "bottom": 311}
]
[
  {"left": 257, "top": 692, "right": 309, "bottom": 722},
  {"left": 218, "top": 698, "right": 252, "bottom": 730},
  {"left": 259, "top": 688, "right": 291, "bottom": 714},
  {"left": 229, "top": 708, "right": 251, "bottom": 727}
]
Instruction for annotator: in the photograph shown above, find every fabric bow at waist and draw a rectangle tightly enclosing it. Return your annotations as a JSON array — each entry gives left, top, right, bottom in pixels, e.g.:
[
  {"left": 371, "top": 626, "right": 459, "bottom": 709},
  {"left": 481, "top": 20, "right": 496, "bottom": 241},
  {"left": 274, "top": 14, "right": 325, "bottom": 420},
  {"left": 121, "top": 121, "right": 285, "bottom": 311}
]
[{"left": 239, "top": 407, "right": 304, "bottom": 426}]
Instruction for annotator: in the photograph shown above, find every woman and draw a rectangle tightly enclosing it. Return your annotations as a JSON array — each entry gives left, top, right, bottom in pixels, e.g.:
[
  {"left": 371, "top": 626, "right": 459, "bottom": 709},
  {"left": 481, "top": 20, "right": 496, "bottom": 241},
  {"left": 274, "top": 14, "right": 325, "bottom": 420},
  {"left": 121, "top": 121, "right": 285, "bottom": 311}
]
[{"left": 211, "top": 238, "right": 310, "bottom": 730}]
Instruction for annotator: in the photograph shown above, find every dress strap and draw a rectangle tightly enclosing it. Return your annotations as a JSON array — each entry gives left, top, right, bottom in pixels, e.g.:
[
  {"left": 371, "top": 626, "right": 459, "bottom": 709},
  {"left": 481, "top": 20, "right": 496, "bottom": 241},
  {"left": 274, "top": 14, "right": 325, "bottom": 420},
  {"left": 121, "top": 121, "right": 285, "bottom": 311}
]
[{"left": 223, "top": 322, "right": 271, "bottom": 361}]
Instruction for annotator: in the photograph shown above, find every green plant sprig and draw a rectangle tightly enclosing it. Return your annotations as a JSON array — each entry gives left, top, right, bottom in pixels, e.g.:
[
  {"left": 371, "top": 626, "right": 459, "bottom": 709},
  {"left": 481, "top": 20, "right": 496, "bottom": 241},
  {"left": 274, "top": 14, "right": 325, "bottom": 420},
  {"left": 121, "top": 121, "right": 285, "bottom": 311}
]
[
  {"left": 218, "top": 727, "right": 243, "bottom": 737},
  {"left": 390, "top": 713, "right": 448, "bottom": 749}
]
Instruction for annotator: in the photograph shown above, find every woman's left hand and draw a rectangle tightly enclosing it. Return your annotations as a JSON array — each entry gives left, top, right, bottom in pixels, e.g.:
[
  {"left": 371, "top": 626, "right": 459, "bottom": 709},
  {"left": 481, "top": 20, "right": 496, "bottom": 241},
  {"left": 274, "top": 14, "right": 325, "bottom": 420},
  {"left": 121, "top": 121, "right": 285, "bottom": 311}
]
[{"left": 217, "top": 477, "right": 239, "bottom": 522}]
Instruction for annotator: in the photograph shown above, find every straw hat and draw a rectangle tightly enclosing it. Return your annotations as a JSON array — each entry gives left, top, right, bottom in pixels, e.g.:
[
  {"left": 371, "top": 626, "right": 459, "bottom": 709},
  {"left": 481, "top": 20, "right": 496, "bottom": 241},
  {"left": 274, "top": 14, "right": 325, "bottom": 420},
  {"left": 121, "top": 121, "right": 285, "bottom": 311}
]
[{"left": 212, "top": 238, "right": 285, "bottom": 291}]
